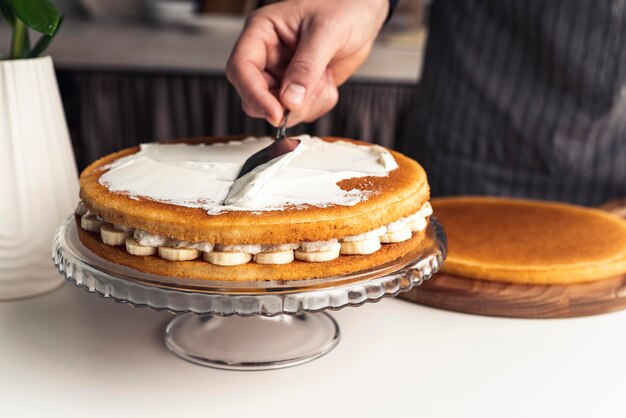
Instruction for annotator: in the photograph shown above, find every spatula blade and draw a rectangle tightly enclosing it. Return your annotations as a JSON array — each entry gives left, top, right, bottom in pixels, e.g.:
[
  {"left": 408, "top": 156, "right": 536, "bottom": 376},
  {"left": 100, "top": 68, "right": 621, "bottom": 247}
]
[{"left": 223, "top": 109, "right": 300, "bottom": 206}]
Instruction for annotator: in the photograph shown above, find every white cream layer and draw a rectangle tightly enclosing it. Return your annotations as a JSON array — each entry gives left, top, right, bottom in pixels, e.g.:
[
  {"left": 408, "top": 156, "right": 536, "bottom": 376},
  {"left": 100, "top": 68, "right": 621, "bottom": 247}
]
[{"left": 98, "top": 135, "right": 399, "bottom": 214}]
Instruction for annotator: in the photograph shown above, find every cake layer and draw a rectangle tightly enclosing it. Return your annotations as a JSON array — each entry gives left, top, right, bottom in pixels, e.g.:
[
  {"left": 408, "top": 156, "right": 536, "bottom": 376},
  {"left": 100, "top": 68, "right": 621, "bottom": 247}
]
[
  {"left": 75, "top": 201, "right": 431, "bottom": 268},
  {"left": 79, "top": 137, "right": 430, "bottom": 244},
  {"left": 77, "top": 222, "right": 428, "bottom": 281},
  {"left": 434, "top": 196, "right": 626, "bottom": 284}
]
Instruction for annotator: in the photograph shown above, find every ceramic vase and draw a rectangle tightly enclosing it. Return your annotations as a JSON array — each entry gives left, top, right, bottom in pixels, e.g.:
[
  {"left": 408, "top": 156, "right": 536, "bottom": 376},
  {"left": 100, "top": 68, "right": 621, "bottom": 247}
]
[{"left": 0, "top": 56, "right": 78, "bottom": 300}]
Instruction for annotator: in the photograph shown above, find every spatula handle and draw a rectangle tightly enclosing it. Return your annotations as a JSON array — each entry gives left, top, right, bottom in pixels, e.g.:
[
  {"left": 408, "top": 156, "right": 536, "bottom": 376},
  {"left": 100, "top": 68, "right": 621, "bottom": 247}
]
[{"left": 275, "top": 109, "right": 291, "bottom": 140}]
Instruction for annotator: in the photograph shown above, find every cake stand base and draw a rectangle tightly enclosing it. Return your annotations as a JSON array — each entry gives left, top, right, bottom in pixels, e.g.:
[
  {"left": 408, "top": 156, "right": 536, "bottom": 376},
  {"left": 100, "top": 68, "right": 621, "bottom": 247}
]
[
  {"left": 164, "top": 313, "right": 340, "bottom": 370},
  {"left": 53, "top": 216, "right": 446, "bottom": 370}
]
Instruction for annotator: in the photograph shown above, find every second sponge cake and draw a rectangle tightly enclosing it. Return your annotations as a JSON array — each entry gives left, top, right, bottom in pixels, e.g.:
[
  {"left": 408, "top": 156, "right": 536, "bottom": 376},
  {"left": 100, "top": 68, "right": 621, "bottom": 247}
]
[{"left": 433, "top": 197, "right": 626, "bottom": 284}]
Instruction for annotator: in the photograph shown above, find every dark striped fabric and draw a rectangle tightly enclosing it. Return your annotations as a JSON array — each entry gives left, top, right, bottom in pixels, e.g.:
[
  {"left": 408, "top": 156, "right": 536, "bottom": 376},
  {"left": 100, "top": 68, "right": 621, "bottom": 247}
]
[{"left": 399, "top": 0, "right": 626, "bottom": 205}]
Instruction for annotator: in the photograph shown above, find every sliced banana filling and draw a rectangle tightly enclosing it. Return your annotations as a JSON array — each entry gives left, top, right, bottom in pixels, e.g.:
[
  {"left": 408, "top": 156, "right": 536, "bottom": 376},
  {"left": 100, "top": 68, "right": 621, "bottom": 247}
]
[
  {"left": 77, "top": 202, "right": 432, "bottom": 266},
  {"left": 340, "top": 237, "right": 381, "bottom": 255},
  {"left": 80, "top": 213, "right": 106, "bottom": 232},
  {"left": 125, "top": 238, "right": 157, "bottom": 256},
  {"left": 204, "top": 251, "right": 252, "bottom": 266},
  {"left": 159, "top": 246, "right": 200, "bottom": 261},
  {"left": 253, "top": 250, "right": 294, "bottom": 265},
  {"left": 100, "top": 224, "right": 131, "bottom": 246}
]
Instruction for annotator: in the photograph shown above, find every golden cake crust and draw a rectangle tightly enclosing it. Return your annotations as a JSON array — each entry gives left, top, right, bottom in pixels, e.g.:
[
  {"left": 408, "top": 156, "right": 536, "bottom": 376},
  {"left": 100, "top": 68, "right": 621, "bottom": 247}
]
[
  {"left": 433, "top": 196, "right": 626, "bottom": 284},
  {"left": 79, "top": 136, "right": 430, "bottom": 244},
  {"left": 77, "top": 218, "right": 427, "bottom": 281}
]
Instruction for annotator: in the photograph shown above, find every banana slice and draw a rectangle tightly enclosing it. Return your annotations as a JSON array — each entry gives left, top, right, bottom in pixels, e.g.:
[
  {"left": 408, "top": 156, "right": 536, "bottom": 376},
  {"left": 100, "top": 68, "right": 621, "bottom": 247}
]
[
  {"left": 380, "top": 227, "right": 412, "bottom": 243},
  {"left": 80, "top": 213, "right": 106, "bottom": 232},
  {"left": 340, "top": 237, "right": 381, "bottom": 255},
  {"left": 294, "top": 248, "right": 340, "bottom": 262},
  {"left": 253, "top": 250, "right": 294, "bottom": 265},
  {"left": 100, "top": 224, "right": 130, "bottom": 245},
  {"left": 125, "top": 238, "right": 157, "bottom": 256},
  {"left": 158, "top": 246, "right": 199, "bottom": 261},
  {"left": 204, "top": 251, "right": 251, "bottom": 266}
]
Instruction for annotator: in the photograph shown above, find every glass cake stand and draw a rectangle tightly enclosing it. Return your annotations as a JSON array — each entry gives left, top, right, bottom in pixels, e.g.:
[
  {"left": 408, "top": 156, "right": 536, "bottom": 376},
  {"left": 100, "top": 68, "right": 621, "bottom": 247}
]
[{"left": 52, "top": 216, "right": 446, "bottom": 371}]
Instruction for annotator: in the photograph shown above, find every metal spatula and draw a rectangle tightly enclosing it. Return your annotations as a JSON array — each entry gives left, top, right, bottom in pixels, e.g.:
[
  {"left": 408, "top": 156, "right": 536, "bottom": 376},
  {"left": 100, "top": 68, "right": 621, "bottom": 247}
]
[{"left": 223, "top": 110, "right": 301, "bottom": 205}]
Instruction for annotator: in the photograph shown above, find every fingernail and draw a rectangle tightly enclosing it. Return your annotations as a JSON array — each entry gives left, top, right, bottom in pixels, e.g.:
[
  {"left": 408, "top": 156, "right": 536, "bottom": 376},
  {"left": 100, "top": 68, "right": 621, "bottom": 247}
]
[
  {"left": 283, "top": 83, "right": 306, "bottom": 106},
  {"left": 264, "top": 112, "right": 275, "bottom": 125}
]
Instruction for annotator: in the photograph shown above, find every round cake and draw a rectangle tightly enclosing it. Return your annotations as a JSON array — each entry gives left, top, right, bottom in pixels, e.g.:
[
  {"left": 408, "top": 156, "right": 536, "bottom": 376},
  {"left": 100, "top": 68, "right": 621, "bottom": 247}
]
[
  {"left": 433, "top": 196, "right": 626, "bottom": 284},
  {"left": 77, "top": 135, "right": 432, "bottom": 281}
]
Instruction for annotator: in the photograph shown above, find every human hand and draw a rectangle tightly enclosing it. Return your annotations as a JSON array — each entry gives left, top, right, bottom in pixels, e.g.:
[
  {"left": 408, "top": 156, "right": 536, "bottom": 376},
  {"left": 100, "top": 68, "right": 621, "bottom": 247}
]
[{"left": 226, "top": 0, "right": 389, "bottom": 126}]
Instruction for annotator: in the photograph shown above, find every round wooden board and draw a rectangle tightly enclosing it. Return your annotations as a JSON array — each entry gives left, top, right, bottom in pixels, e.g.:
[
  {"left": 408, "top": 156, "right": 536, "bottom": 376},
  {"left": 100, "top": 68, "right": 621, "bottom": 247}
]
[
  {"left": 399, "top": 199, "right": 626, "bottom": 318},
  {"left": 399, "top": 273, "right": 626, "bottom": 318}
]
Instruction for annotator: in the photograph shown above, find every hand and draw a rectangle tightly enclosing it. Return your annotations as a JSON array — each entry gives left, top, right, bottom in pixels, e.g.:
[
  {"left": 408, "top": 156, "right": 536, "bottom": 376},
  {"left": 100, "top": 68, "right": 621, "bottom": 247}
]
[{"left": 226, "top": 0, "right": 389, "bottom": 126}]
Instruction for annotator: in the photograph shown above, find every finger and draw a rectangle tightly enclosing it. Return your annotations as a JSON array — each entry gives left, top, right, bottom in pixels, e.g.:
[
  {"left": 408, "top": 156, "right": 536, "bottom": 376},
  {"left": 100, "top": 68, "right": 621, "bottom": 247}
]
[
  {"left": 262, "top": 71, "right": 279, "bottom": 90},
  {"left": 226, "top": 24, "right": 283, "bottom": 123},
  {"left": 239, "top": 70, "right": 280, "bottom": 120},
  {"left": 265, "top": 41, "right": 291, "bottom": 83},
  {"left": 302, "top": 72, "right": 339, "bottom": 123},
  {"left": 280, "top": 19, "right": 341, "bottom": 109},
  {"left": 227, "top": 60, "right": 283, "bottom": 123},
  {"left": 328, "top": 41, "right": 373, "bottom": 86},
  {"left": 287, "top": 70, "right": 338, "bottom": 126},
  {"left": 241, "top": 100, "right": 264, "bottom": 119}
]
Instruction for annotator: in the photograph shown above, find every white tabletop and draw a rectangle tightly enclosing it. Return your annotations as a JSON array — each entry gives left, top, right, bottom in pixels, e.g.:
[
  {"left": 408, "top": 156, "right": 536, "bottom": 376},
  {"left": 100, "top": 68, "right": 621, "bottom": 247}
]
[{"left": 2, "top": 282, "right": 625, "bottom": 418}]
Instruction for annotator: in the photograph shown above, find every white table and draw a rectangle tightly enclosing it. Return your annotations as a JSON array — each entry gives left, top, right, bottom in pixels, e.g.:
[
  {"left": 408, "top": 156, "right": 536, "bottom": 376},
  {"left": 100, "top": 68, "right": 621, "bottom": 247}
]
[{"left": 2, "top": 282, "right": 625, "bottom": 418}]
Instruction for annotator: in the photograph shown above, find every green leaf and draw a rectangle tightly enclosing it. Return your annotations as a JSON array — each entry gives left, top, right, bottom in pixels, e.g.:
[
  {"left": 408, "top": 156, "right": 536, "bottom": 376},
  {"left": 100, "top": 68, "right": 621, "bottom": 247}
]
[
  {"left": 28, "top": 13, "right": 62, "bottom": 57},
  {"left": 0, "top": 0, "right": 15, "bottom": 25},
  {"left": 9, "top": 0, "right": 60, "bottom": 35}
]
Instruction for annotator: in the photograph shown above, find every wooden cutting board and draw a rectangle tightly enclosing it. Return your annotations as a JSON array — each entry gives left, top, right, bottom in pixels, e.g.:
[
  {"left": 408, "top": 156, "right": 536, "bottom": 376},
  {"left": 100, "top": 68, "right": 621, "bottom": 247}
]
[{"left": 399, "top": 200, "right": 626, "bottom": 318}]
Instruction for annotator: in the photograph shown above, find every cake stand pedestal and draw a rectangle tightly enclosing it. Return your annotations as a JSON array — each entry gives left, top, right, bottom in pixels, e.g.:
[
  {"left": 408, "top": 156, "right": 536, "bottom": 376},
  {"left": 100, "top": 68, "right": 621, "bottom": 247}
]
[{"left": 52, "top": 217, "right": 446, "bottom": 370}]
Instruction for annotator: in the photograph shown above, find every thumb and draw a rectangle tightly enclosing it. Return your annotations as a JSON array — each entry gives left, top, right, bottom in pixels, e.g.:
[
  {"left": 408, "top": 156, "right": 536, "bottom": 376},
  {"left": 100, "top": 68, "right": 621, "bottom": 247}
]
[{"left": 280, "top": 22, "right": 339, "bottom": 109}]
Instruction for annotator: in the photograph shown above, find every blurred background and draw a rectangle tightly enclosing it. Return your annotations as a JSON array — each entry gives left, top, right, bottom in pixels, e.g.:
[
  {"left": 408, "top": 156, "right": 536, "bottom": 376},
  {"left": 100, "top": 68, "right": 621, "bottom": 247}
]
[{"left": 0, "top": 0, "right": 428, "bottom": 171}]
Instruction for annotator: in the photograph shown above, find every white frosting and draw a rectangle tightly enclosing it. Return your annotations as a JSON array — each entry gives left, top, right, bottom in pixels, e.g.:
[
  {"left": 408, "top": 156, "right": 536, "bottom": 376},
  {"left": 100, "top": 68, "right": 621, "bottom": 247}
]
[
  {"left": 215, "top": 243, "right": 298, "bottom": 254},
  {"left": 372, "top": 145, "right": 398, "bottom": 171},
  {"left": 114, "top": 224, "right": 133, "bottom": 232},
  {"left": 385, "top": 219, "right": 408, "bottom": 233},
  {"left": 99, "top": 135, "right": 398, "bottom": 214},
  {"left": 133, "top": 229, "right": 214, "bottom": 252},
  {"left": 133, "top": 229, "right": 167, "bottom": 247},
  {"left": 410, "top": 216, "right": 428, "bottom": 231},
  {"left": 341, "top": 226, "right": 387, "bottom": 243},
  {"left": 420, "top": 201, "right": 433, "bottom": 217},
  {"left": 299, "top": 239, "right": 341, "bottom": 252},
  {"left": 174, "top": 240, "right": 214, "bottom": 253},
  {"left": 223, "top": 146, "right": 303, "bottom": 205},
  {"left": 403, "top": 202, "right": 431, "bottom": 232},
  {"left": 83, "top": 211, "right": 104, "bottom": 222}
]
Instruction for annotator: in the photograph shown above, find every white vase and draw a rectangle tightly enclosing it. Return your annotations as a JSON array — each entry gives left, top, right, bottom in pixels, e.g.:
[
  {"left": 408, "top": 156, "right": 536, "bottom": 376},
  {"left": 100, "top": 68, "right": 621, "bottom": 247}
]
[{"left": 0, "top": 56, "right": 79, "bottom": 300}]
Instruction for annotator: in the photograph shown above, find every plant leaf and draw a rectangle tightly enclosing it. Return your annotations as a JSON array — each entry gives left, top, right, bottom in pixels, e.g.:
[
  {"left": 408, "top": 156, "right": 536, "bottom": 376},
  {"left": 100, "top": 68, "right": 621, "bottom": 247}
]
[
  {"left": 9, "top": 0, "right": 60, "bottom": 35},
  {"left": 28, "top": 13, "right": 62, "bottom": 57},
  {"left": 0, "top": 0, "right": 15, "bottom": 25}
]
